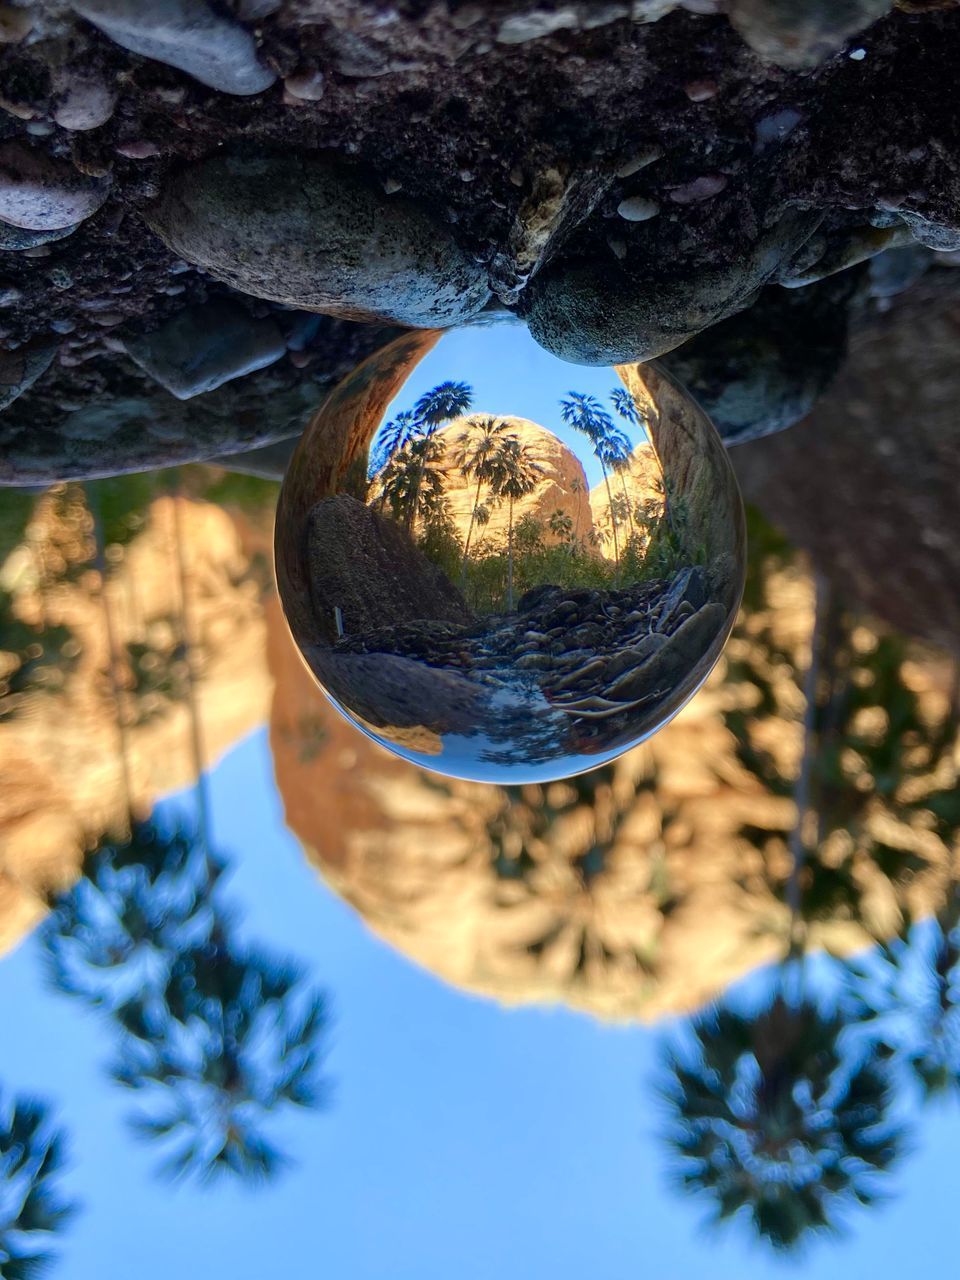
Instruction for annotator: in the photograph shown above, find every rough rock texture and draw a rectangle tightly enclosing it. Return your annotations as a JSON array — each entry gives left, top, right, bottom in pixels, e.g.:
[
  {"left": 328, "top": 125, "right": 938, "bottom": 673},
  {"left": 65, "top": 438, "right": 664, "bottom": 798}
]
[
  {"left": 0, "top": 313, "right": 396, "bottom": 483},
  {"left": 121, "top": 299, "right": 286, "bottom": 399},
  {"left": 2, "top": 0, "right": 960, "bottom": 470},
  {"left": 657, "top": 268, "right": 863, "bottom": 443},
  {"left": 733, "top": 272, "right": 960, "bottom": 654},
  {"left": 147, "top": 150, "right": 492, "bottom": 327},
  {"left": 523, "top": 211, "right": 822, "bottom": 363},
  {"left": 0, "top": 340, "right": 56, "bottom": 410},
  {"left": 306, "top": 494, "right": 472, "bottom": 645}
]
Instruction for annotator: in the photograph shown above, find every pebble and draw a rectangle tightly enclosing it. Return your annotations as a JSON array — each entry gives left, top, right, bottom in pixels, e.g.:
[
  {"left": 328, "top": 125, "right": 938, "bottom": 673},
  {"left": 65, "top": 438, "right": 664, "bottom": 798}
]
[
  {"left": 496, "top": 7, "right": 581, "bottom": 42},
  {"left": 382, "top": 177, "right": 403, "bottom": 195},
  {"left": 615, "top": 146, "right": 662, "bottom": 179},
  {"left": 667, "top": 174, "right": 727, "bottom": 204},
  {"left": 121, "top": 299, "right": 286, "bottom": 399},
  {"left": 147, "top": 149, "right": 491, "bottom": 327},
  {"left": 0, "top": 284, "right": 21, "bottom": 307},
  {"left": 0, "top": 342, "right": 57, "bottom": 411},
  {"left": 0, "top": 142, "right": 110, "bottom": 230},
  {"left": 1, "top": 218, "right": 79, "bottom": 250},
  {"left": 116, "top": 139, "right": 161, "bottom": 159},
  {"left": 284, "top": 69, "right": 326, "bottom": 102},
  {"left": 685, "top": 79, "right": 718, "bottom": 101},
  {"left": 617, "top": 195, "right": 659, "bottom": 223},
  {"left": 726, "top": 0, "right": 890, "bottom": 68},
  {"left": 0, "top": 4, "right": 32, "bottom": 42},
  {"left": 50, "top": 317, "right": 77, "bottom": 334},
  {"left": 72, "top": 0, "right": 276, "bottom": 96},
  {"left": 52, "top": 71, "right": 117, "bottom": 131}
]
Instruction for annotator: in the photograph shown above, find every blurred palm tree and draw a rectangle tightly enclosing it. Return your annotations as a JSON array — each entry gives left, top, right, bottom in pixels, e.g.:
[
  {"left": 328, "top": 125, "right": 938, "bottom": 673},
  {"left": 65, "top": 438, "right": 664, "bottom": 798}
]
[
  {"left": 848, "top": 893, "right": 960, "bottom": 1102},
  {"left": 112, "top": 933, "right": 328, "bottom": 1183},
  {"left": 488, "top": 436, "right": 543, "bottom": 609},
  {"left": 660, "top": 984, "right": 904, "bottom": 1252},
  {"left": 0, "top": 1091, "right": 75, "bottom": 1280},
  {"left": 42, "top": 815, "right": 329, "bottom": 1186}
]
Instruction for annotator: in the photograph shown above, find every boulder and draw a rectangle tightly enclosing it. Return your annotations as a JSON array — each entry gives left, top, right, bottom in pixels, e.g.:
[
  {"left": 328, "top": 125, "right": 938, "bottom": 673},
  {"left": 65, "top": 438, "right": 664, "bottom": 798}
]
[
  {"left": 523, "top": 210, "right": 822, "bottom": 364},
  {"left": 147, "top": 150, "right": 491, "bottom": 327}
]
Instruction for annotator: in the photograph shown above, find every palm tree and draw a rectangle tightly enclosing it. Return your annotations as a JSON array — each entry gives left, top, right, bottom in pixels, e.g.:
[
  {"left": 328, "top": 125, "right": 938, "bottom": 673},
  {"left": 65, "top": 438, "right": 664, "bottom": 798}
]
[
  {"left": 488, "top": 437, "right": 542, "bottom": 610},
  {"left": 847, "top": 895, "right": 960, "bottom": 1102},
  {"left": 453, "top": 416, "right": 513, "bottom": 578},
  {"left": 402, "top": 382, "right": 474, "bottom": 533},
  {"left": 547, "top": 508, "right": 574, "bottom": 547},
  {"left": 42, "top": 813, "right": 329, "bottom": 1186},
  {"left": 0, "top": 1091, "right": 75, "bottom": 1280},
  {"left": 660, "top": 984, "right": 903, "bottom": 1253},
  {"left": 560, "top": 393, "right": 622, "bottom": 566},
  {"left": 377, "top": 433, "right": 447, "bottom": 533},
  {"left": 610, "top": 385, "right": 644, "bottom": 429},
  {"left": 370, "top": 409, "right": 419, "bottom": 477},
  {"left": 413, "top": 381, "right": 473, "bottom": 428},
  {"left": 43, "top": 818, "right": 221, "bottom": 1010},
  {"left": 112, "top": 935, "right": 328, "bottom": 1183}
]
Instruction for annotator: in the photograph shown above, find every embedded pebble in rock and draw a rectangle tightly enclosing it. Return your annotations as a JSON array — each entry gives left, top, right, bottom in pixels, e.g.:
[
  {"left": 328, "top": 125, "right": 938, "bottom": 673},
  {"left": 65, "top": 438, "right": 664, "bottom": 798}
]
[
  {"left": 496, "top": 7, "right": 582, "bottom": 42},
  {"left": 615, "top": 146, "right": 662, "bottom": 178},
  {"left": 52, "top": 71, "right": 117, "bottom": 131},
  {"left": 147, "top": 150, "right": 492, "bottom": 327},
  {"left": 0, "top": 343, "right": 57, "bottom": 411},
  {"left": 116, "top": 140, "right": 161, "bottom": 159},
  {"left": 617, "top": 195, "right": 659, "bottom": 222},
  {"left": 0, "top": 143, "right": 109, "bottom": 230},
  {"left": 685, "top": 79, "right": 718, "bottom": 101},
  {"left": 899, "top": 209, "right": 960, "bottom": 252},
  {"left": 726, "top": 0, "right": 892, "bottom": 68},
  {"left": 668, "top": 174, "right": 728, "bottom": 204},
  {"left": 0, "top": 4, "right": 32, "bottom": 41},
  {"left": 121, "top": 300, "right": 286, "bottom": 399},
  {"left": 284, "top": 69, "right": 325, "bottom": 101},
  {"left": 0, "top": 285, "right": 22, "bottom": 307},
  {"left": 71, "top": 0, "right": 276, "bottom": 96},
  {"left": 0, "top": 221, "right": 78, "bottom": 251},
  {"left": 754, "top": 108, "right": 803, "bottom": 150},
  {"left": 524, "top": 209, "right": 821, "bottom": 364}
]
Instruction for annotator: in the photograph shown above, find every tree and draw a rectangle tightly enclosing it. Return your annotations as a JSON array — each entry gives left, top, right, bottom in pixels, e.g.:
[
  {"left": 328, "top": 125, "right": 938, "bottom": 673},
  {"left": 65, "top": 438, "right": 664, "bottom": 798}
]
[
  {"left": 560, "top": 393, "right": 623, "bottom": 566},
  {"left": 42, "top": 815, "right": 329, "bottom": 1185},
  {"left": 610, "top": 385, "right": 644, "bottom": 430},
  {"left": 0, "top": 1091, "right": 75, "bottom": 1280},
  {"left": 660, "top": 984, "right": 904, "bottom": 1252},
  {"left": 547, "top": 508, "right": 574, "bottom": 547},
  {"left": 112, "top": 934, "right": 328, "bottom": 1183},
  {"left": 453, "top": 415, "right": 514, "bottom": 577},
  {"left": 488, "top": 436, "right": 542, "bottom": 610},
  {"left": 369, "top": 410, "right": 418, "bottom": 477},
  {"left": 388, "top": 382, "right": 474, "bottom": 532},
  {"left": 848, "top": 894, "right": 960, "bottom": 1103}
]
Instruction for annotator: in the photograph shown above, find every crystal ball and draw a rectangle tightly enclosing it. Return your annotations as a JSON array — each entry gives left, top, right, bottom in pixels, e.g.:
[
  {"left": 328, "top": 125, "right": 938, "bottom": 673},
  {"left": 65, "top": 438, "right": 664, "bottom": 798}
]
[{"left": 275, "top": 323, "right": 746, "bottom": 783}]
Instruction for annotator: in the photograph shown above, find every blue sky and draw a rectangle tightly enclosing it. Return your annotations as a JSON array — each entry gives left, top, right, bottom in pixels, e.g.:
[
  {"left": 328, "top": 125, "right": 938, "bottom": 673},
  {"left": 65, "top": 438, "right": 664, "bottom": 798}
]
[
  {"left": 379, "top": 324, "right": 647, "bottom": 491},
  {"left": 0, "top": 728, "right": 956, "bottom": 1280}
]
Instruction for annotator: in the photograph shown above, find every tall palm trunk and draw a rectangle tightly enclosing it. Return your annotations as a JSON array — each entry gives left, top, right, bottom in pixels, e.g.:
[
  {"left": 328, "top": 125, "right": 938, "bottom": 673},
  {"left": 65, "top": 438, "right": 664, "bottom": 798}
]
[
  {"left": 507, "top": 494, "right": 515, "bottom": 610},
  {"left": 601, "top": 464, "right": 620, "bottom": 567},
  {"left": 460, "top": 471, "right": 485, "bottom": 583}
]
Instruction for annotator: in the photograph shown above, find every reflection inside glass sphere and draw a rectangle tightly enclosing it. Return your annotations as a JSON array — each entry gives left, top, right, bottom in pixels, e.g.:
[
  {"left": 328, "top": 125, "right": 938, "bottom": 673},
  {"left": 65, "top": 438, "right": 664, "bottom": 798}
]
[{"left": 275, "top": 324, "right": 746, "bottom": 782}]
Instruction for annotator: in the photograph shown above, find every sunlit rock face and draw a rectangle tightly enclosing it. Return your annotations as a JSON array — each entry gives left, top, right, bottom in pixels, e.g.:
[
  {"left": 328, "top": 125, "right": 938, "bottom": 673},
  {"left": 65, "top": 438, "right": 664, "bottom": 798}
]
[{"left": 275, "top": 325, "right": 746, "bottom": 783}]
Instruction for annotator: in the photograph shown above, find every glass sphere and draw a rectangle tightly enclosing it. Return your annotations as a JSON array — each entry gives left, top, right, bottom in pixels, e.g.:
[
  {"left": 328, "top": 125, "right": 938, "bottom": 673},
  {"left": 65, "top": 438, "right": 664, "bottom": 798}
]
[{"left": 275, "top": 323, "right": 746, "bottom": 783}]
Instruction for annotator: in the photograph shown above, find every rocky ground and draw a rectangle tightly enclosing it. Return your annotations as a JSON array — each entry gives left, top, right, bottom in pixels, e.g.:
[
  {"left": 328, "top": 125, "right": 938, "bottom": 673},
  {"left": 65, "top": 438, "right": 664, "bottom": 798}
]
[
  {"left": 2, "top": 0, "right": 960, "bottom": 480},
  {"left": 331, "top": 564, "right": 730, "bottom": 752}
]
